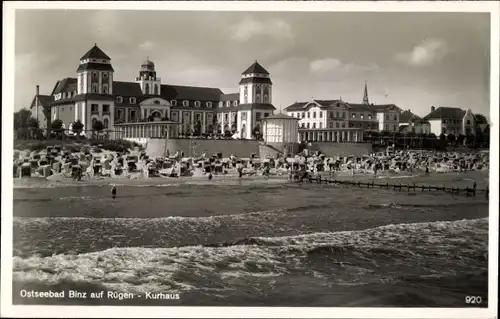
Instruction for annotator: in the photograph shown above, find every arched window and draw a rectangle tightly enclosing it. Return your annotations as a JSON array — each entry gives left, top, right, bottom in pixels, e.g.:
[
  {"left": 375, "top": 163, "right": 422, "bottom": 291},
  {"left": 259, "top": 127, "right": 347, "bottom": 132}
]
[
  {"left": 194, "top": 101, "right": 200, "bottom": 107},
  {"left": 183, "top": 100, "right": 189, "bottom": 107},
  {"left": 154, "top": 84, "right": 159, "bottom": 95},
  {"left": 91, "top": 83, "right": 98, "bottom": 93},
  {"left": 171, "top": 100, "right": 177, "bottom": 106},
  {"left": 263, "top": 86, "right": 269, "bottom": 103},
  {"left": 116, "top": 96, "right": 123, "bottom": 103},
  {"left": 233, "top": 101, "right": 238, "bottom": 106},
  {"left": 145, "top": 84, "right": 150, "bottom": 94},
  {"left": 226, "top": 101, "right": 230, "bottom": 107},
  {"left": 244, "top": 86, "right": 248, "bottom": 104},
  {"left": 129, "top": 97, "right": 136, "bottom": 104},
  {"left": 92, "top": 72, "right": 98, "bottom": 81},
  {"left": 219, "top": 102, "right": 223, "bottom": 108},
  {"left": 206, "top": 102, "right": 212, "bottom": 108},
  {"left": 103, "top": 118, "right": 109, "bottom": 129},
  {"left": 103, "top": 73, "right": 108, "bottom": 79},
  {"left": 103, "top": 84, "right": 108, "bottom": 94}
]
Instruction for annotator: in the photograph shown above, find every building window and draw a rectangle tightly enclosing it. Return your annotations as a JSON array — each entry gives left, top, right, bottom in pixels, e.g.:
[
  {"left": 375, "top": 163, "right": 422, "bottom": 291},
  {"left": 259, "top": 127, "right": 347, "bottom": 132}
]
[
  {"left": 103, "top": 118, "right": 109, "bottom": 129},
  {"left": 307, "top": 112, "right": 310, "bottom": 118},
  {"left": 368, "top": 114, "right": 372, "bottom": 120},
  {"left": 302, "top": 112, "right": 305, "bottom": 118},
  {"left": 385, "top": 115, "right": 389, "bottom": 121},
  {"left": 129, "top": 97, "right": 136, "bottom": 104},
  {"left": 263, "top": 86, "right": 269, "bottom": 103},
  {"left": 394, "top": 124, "right": 397, "bottom": 131},
  {"left": 92, "top": 72, "right": 98, "bottom": 80},
  {"left": 313, "top": 123, "right": 316, "bottom": 129},
  {"left": 233, "top": 101, "right": 238, "bottom": 106},
  {"left": 195, "top": 101, "right": 201, "bottom": 107},
  {"left": 103, "top": 84, "right": 108, "bottom": 94},
  {"left": 91, "top": 83, "right": 98, "bottom": 93},
  {"left": 336, "top": 122, "right": 339, "bottom": 128},
  {"left": 103, "top": 73, "right": 108, "bottom": 79},
  {"left": 206, "top": 102, "right": 212, "bottom": 108},
  {"left": 329, "top": 112, "right": 333, "bottom": 119},
  {"left": 256, "top": 112, "right": 262, "bottom": 121},
  {"left": 224, "top": 113, "right": 229, "bottom": 122},
  {"left": 171, "top": 100, "right": 177, "bottom": 106},
  {"left": 319, "top": 123, "right": 323, "bottom": 128},
  {"left": 341, "top": 112, "right": 345, "bottom": 118},
  {"left": 130, "top": 110, "right": 137, "bottom": 121},
  {"left": 219, "top": 102, "right": 223, "bottom": 108},
  {"left": 342, "top": 123, "right": 346, "bottom": 128},
  {"left": 301, "top": 123, "right": 305, "bottom": 128},
  {"left": 183, "top": 100, "right": 189, "bottom": 107},
  {"left": 329, "top": 122, "right": 333, "bottom": 128},
  {"left": 103, "top": 104, "right": 110, "bottom": 114},
  {"left": 467, "top": 120, "right": 471, "bottom": 125},
  {"left": 264, "top": 113, "right": 269, "bottom": 117},
  {"left": 319, "top": 111, "right": 323, "bottom": 118},
  {"left": 226, "top": 101, "right": 231, "bottom": 107},
  {"left": 307, "top": 123, "right": 310, "bottom": 128},
  {"left": 154, "top": 85, "right": 159, "bottom": 95},
  {"left": 116, "top": 96, "right": 123, "bottom": 103},
  {"left": 91, "top": 104, "right": 98, "bottom": 113},
  {"left": 360, "top": 113, "right": 364, "bottom": 119},
  {"left": 352, "top": 113, "right": 356, "bottom": 118},
  {"left": 244, "top": 86, "right": 248, "bottom": 104},
  {"left": 443, "top": 119, "right": 447, "bottom": 124},
  {"left": 313, "top": 112, "right": 316, "bottom": 118},
  {"left": 145, "top": 84, "right": 150, "bottom": 94},
  {"left": 394, "top": 115, "right": 397, "bottom": 121}
]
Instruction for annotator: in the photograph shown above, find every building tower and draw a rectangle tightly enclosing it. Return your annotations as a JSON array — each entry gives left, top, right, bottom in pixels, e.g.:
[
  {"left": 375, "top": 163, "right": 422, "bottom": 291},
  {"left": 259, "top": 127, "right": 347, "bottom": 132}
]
[
  {"left": 135, "top": 57, "right": 161, "bottom": 95},
  {"left": 76, "top": 44, "right": 115, "bottom": 136},
  {"left": 239, "top": 60, "right": 273, "bottom": 105},
  {"left": 77, "top": 44, "right": 114, "bottom": 95},
  {"left": 363, "top": 81, "right": 369, "bottom": 105}
]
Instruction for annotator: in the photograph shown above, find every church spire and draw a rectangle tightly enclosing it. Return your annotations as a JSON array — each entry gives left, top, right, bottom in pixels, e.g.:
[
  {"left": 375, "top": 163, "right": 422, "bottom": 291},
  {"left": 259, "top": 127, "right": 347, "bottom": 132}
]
[{"left": 363, "top": 81, "right": 369, "bottom": 105}]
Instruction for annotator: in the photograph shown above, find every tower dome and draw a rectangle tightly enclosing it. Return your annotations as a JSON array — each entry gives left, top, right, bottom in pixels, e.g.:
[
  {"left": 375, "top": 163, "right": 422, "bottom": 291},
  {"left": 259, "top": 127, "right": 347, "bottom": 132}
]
[{"left": 141, "top": 57, "right": 155, "bottom": 71}]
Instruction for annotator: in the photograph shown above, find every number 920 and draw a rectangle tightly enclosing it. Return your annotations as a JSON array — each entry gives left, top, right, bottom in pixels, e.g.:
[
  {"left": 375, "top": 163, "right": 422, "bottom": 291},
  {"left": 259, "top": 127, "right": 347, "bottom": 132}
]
[{"left": 465, "top": 296, "right": 482, "bottom": 304}]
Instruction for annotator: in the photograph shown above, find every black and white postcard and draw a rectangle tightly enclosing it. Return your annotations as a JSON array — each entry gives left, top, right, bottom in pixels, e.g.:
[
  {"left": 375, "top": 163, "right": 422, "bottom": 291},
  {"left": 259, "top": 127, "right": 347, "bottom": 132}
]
[{"left": 2, "top": 1, "right": 498, "bottom": 318}]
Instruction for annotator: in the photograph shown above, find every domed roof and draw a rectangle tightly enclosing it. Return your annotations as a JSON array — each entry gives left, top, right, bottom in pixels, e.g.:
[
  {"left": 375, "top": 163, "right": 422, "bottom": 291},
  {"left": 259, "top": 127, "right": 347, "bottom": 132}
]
[{"left": 141, "top": 57, "right": 155, "bottom": 69}]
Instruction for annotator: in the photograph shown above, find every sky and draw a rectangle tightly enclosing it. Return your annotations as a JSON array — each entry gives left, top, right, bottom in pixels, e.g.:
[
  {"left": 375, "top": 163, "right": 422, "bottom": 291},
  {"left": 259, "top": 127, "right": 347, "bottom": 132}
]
[{"left": 14, "top": 10, "right": 491, "bottom": 118}]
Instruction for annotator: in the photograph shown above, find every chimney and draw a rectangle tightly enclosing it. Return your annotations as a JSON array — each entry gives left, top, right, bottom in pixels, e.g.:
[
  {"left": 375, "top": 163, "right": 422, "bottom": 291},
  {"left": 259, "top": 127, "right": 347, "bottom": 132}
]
[
  {"left": 36, "top": 85, "right": 40, "bottom": 96},
  {"left": 431, "top": 106, "right": 435, "bottom": 112}
]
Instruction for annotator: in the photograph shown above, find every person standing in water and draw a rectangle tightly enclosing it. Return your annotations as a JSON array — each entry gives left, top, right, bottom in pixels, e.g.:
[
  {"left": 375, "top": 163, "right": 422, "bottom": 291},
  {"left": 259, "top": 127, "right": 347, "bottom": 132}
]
[{"left": 111, "top": 184, "right": 117, "bottom": 199}]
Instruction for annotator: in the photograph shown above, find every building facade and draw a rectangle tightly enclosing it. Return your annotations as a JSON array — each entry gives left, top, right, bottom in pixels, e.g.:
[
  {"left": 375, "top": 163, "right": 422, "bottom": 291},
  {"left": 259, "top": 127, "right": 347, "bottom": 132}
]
[
  {"left": 284, "top": 82, "right": 402, "bottom": 142},
  {"left": 29, "top": 44, "right": 276, "bottom": 139},
  {"left": 423, "top": 106, "right": 476, "bottom": 136},
  {"left": 398, "top": 110, "right": 431, "bottom": 134}
]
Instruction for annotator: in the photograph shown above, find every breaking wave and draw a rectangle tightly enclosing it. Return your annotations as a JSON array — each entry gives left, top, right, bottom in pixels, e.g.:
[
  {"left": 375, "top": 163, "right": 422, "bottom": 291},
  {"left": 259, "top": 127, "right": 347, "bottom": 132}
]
[{"left": 13, "top": 218, "right": 488, "bottom": 298}]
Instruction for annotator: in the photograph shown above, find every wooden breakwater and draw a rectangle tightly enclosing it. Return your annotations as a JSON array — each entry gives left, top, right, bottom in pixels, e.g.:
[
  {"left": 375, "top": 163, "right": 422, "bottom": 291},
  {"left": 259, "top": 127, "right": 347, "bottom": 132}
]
[{"left": 308, "top": 176, "right": 489, "bottom": 198}]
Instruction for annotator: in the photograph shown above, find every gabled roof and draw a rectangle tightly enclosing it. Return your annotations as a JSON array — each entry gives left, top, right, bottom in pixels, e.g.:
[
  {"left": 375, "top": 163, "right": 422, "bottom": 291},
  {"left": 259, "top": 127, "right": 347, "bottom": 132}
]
[
  {"left": 400, "top": 110, "right": 419, "bottom": 122},
  {"left": 30, "top": 95, "right": 54, "bottom": 109},
  {"left": 52, "top": 78, "right": 77, "bottom": 94},
  {"left": 113, "top": 81, "right": 144, "bottom": 97},
  {"left": 370, "top": 104, "right": 399, "bottom": 112},
  {"left": 313, "top": 99, "right": 342, "bottom": 107},
  {"left": 262, "top": 113, "right": 298, "bottom": 120},
  {"left": 159, "top": 84, "right": 223, "bottom": 101},
  {"left": 346, "top": 103, "right": 374, "bottom": 112},
  {"left": 80, "top": 44, "right": 111, "bottom": 60},
  {"left": 424, "top": 107, "right": 466, "bottom": 120},
  {"left": 284, "top": 102, "right": 308, "bottom": 111},
  {"left": 242, "top": 61, "right": 269, "bottom": 75},
  {"left": 220, "top": 93, "right": 239, "bottom": 101}
]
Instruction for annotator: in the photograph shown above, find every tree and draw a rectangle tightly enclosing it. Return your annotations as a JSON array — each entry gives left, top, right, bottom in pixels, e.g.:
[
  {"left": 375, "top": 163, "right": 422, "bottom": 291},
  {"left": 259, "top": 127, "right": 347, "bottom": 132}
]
[
  {"left": 92, "top": 120, "right": 104, "bottom": 139},
  {"left": 72, "top": 120, "right": 84, "bottom": 139},
  {"left": 52, "top": 119, "right": 64, "bottom": 139},
  {"left": 474, "top": 114, "right": 488, "bottom": 125},
  {"left": 457, "top": 134, "right": 465, "bottom": 146},
  {"left": 465, "top": 133, "right": 474, "bottom": 147},
  {"left": 27, "top": 117, "right": 39, "bottom": 129},
  {"left": 14, "top": 109, "right": 32, "bottom": 135}
]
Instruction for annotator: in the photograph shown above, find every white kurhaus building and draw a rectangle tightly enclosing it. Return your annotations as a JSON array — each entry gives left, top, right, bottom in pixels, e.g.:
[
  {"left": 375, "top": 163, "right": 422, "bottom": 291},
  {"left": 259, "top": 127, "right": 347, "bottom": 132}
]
[{"left": 30, "top": 44, "right": 276, "bottom": 139}]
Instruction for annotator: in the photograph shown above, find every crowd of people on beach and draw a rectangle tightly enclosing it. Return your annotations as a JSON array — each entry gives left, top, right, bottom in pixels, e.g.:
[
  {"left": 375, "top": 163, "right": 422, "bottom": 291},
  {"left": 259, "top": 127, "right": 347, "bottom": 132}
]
[{"left": 14, "top": 143, "right": 490, "bottom": 184}]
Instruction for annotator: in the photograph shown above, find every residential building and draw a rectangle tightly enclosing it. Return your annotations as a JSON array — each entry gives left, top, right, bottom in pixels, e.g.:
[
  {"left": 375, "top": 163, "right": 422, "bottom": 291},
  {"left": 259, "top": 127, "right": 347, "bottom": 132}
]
[
  {"left": 423, "top": 106, "right": 476, "bottom": 136},
  {"left": 398, "top": 110, "right": 431, "bottom": 134}
]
